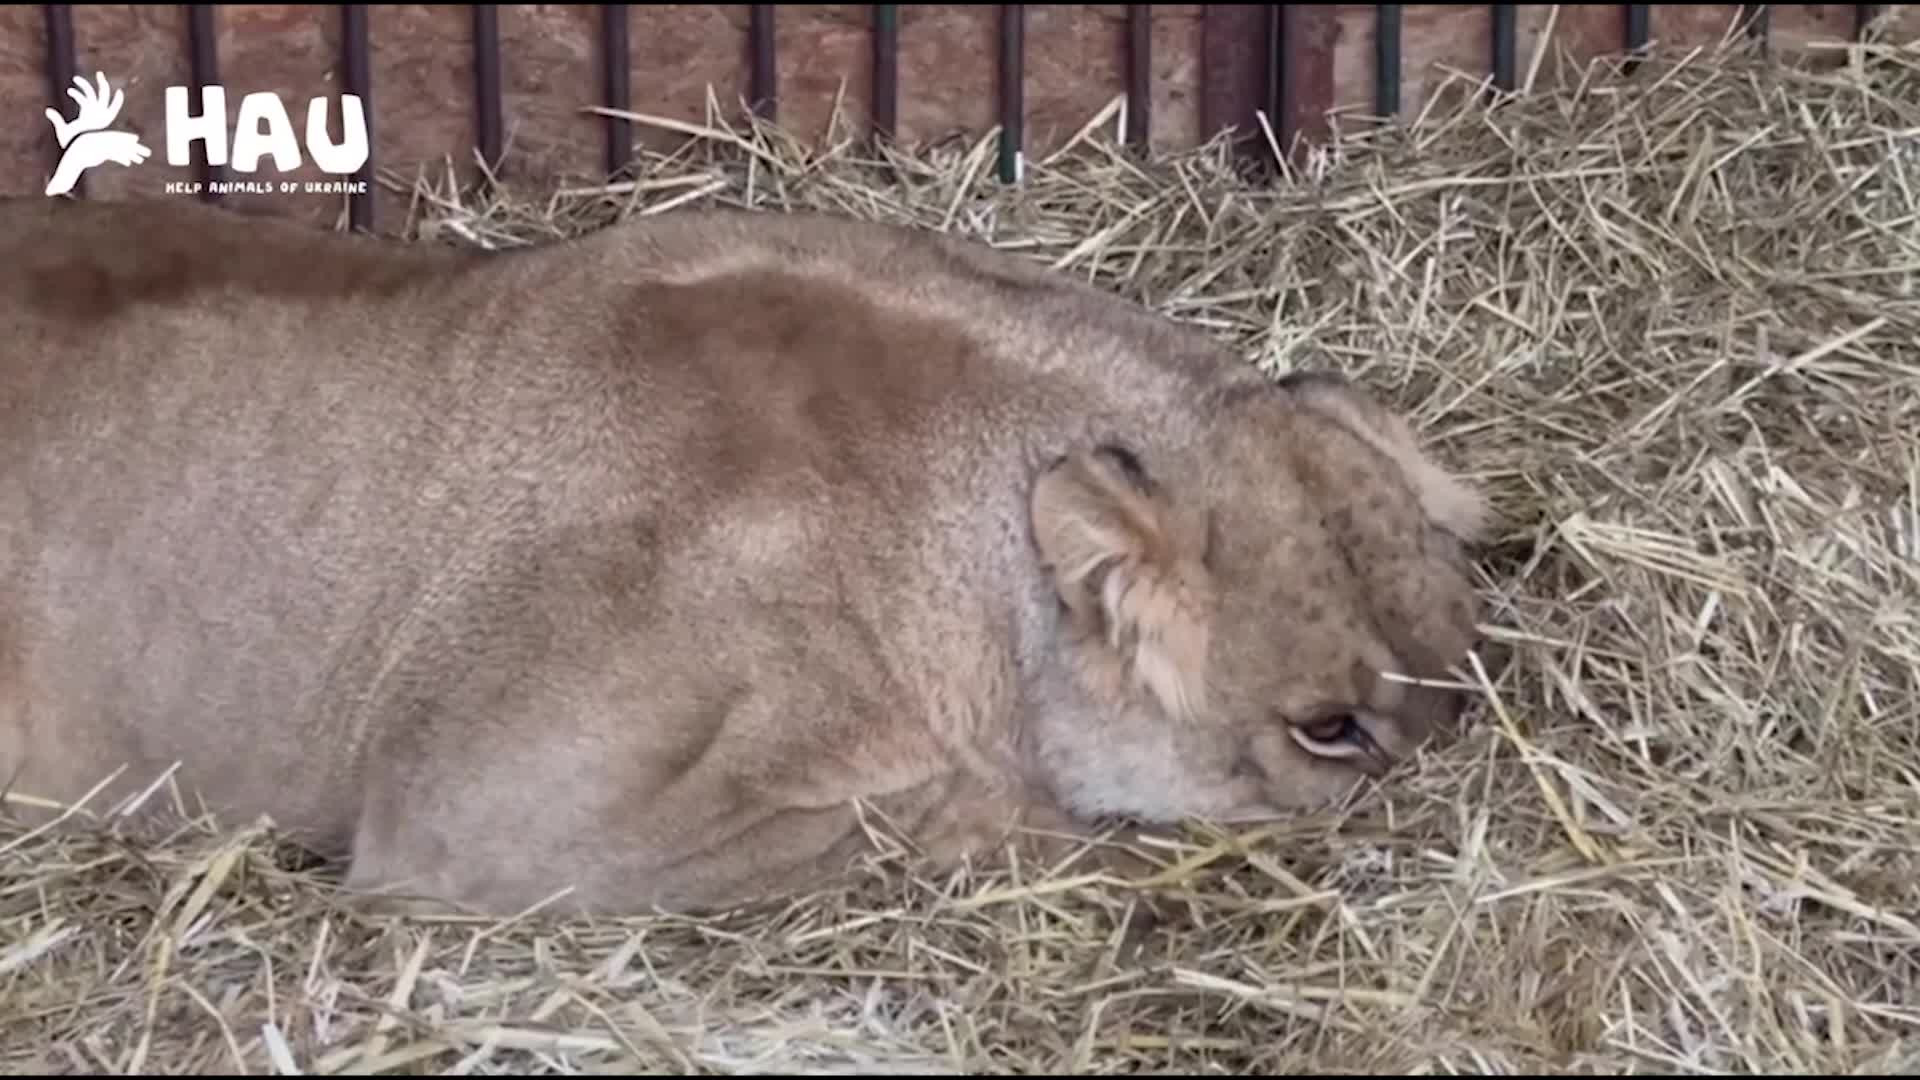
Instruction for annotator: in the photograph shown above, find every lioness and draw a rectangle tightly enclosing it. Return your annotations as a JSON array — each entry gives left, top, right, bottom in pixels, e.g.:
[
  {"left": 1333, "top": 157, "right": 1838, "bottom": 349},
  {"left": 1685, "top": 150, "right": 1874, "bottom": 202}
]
[{"left": 0, "top": 196, "right": 1488, "bottom": 916}]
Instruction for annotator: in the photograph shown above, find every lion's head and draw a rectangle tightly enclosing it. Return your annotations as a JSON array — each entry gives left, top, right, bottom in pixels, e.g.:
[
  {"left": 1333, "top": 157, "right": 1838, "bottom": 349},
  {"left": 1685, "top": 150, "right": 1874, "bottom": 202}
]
[{"left": 1028, "top": 369, "right": 1490, "bottom": 821}]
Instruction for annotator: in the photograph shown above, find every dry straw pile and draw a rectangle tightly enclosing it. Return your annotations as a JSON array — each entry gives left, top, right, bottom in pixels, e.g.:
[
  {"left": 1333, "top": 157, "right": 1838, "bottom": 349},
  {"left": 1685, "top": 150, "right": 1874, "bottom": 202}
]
[{"left": 6, "top": 33, "right": 1919, "bottom": 1076}]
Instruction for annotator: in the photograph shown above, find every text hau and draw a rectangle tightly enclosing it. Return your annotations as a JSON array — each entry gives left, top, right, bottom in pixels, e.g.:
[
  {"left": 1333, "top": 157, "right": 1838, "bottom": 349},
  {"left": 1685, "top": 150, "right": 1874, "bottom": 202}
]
[{"left": 163, "top": 86, "right": 368, "bottom": 175}]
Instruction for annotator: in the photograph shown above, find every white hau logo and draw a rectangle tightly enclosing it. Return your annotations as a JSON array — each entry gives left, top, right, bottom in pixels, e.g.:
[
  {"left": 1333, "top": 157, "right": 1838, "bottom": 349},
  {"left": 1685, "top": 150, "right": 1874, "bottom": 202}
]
[{"left": 44, "top": 71, "right": 369, "bottom": 197}]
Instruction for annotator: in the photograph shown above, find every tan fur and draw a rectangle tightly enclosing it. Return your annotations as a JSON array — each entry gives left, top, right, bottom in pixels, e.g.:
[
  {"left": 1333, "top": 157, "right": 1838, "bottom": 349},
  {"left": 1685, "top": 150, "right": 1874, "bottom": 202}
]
[
  {"left": 1030, "top": 446, "right": 1215, "bottom": 723},
  {"left": 1276, "top": 370, "right": 1491, "bottom": 543},
  {"left": 0, "top": 196, "right": 1491, "bottom": 916}
]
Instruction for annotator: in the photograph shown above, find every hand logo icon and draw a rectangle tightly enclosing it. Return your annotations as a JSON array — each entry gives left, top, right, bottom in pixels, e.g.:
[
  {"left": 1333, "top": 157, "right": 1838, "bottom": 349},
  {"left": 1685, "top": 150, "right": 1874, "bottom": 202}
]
[{"left": 45, "top": 72, "right": 153, "bottom": 197}]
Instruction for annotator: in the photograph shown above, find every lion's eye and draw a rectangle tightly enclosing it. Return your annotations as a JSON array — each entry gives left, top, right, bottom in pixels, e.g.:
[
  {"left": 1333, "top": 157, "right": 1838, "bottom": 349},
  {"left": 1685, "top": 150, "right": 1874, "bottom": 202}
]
[{"left": 1300, "top": 713, "right": 1354, "bottom": 743}]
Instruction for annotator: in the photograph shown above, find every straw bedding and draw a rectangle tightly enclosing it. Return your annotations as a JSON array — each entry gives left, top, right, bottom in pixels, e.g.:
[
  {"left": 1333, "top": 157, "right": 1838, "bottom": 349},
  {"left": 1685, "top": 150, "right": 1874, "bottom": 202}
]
[{"left": 5, "top": 36, "right": 1919, "bottom": 1075}]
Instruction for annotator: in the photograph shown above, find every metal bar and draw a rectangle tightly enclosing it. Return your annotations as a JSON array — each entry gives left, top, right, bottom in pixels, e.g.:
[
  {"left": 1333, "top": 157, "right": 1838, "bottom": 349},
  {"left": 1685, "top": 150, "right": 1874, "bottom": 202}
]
[
  {"left": 42, "top": 4, "right": 80, "bottom": 197},
  {"left": 341, "top": 4, "right": 373, "bottom": 232},
  {"left": 1623, "top": 3, "right": 1651, "bottom": 61},
  {"left": 602, "top": 4, "right": 631, "bottom": 177},
  {"left": 998, "top": 4, "right": 1023, "bottom": 183},
  {"left": 1375, "top": 4, "right": 1401, "bottom": 119},
  {"left": 1625, "top": 5, "right": 1651, "bottom": 48},
  {"left": 1199, "top": 4, "right": 1265, "bottom": 154},
  {"left": 1491, "top": 4, "right": 1516, "bottom": 94},
  {"left": 1125, "top": 5, "right": 1151, "bottom": 149},
  {"left": 871, "top": 5, "right": 897, "bottom": 143},
  {"left": 472, "top": 5, "right": 503, "bottom": 173},
  {"left": 186, "top": 4, "right": 224, "bottom": 200},
  {"left": 748, "top": 4, "right": 775, "bottom": 121},
  {"left": 1741, "top": 3, "right": 1769, "bottom": 55},
  {"left": 1267, "top": 5, "right": 1289, "bottom": 154},
  {"left": 1855, "top": 4, "right": 1881, "bottom": 40}
]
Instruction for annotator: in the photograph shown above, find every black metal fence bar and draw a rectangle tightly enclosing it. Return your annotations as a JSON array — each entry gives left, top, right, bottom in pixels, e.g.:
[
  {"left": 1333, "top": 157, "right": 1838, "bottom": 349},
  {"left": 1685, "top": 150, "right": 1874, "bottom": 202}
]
[
  {"left": 1375, "top": 4, "right": 1401, "bottom": 118},
  {"left": 1125, "top": 5, "right": 1151, "bottom": 148},
  {"left": 1742, "top": 3, "right": 1769, "bottom": 55},
  {"left": 42, "top": 4, "right": 80, "bottom": 197},
  {"left": 1261, "top": 6, "right": 1336, "bottom": 165},
  {"left": 472, "top": 5, "right": 503, "bottom": 172},
  {"left": 748, "top": 5, "right": 775, "bottom": 120},
  {"left": 871, "top": 5, "right": 898, "bottom": 143},
  {"left": 998, "top": 4, "right": 1023, "bottom": 183},
  {"left": 1269, "top": 5, "right": 1296, "bottom": 156},
  {"left": 1855, "top": 4, "right": 1881, "bottom": 39},
  {"left": 340, "top": 4, "right": 372, "bottom": 232},
  {"left": 1624, "top": 3, "right": 1651, "bottom": 57},
  {"left": 186, "top": 4, "right": 223, "bottom": 200},
  {"left": 1621, "top": 3, "right": 1653, "bottom": 76},
  {"left": 601, "top": 5, "right": 631, "bottom": 177},
  {"left": 1491, "top": 4, "right": 1517, "bottom": 93}
]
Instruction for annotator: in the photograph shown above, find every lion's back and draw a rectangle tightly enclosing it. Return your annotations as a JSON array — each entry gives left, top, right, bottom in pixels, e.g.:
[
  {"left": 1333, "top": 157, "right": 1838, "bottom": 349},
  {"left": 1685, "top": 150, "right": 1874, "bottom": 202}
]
[{"left": 0, "top": 198, "right": 1229, "bottom": 834}]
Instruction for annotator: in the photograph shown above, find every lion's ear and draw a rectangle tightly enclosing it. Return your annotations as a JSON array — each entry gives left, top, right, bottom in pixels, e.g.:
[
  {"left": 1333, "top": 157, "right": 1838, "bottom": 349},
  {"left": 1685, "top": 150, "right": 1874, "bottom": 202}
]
[
  {"left": 1029, "top": 444, "right": 1211, "bottom": 720},
  {"left": 1278, "top": 370, "right": 1492, "bottom": 544}
]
